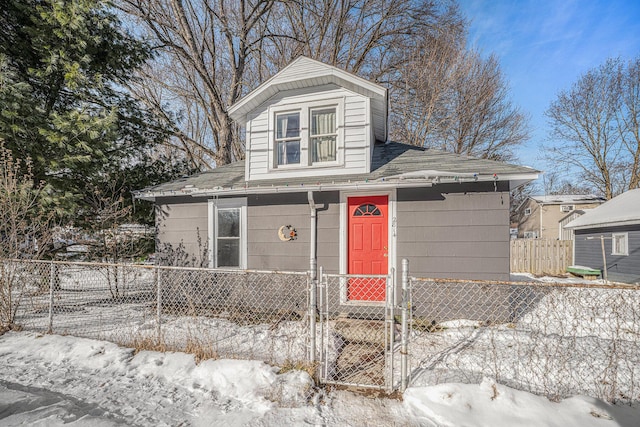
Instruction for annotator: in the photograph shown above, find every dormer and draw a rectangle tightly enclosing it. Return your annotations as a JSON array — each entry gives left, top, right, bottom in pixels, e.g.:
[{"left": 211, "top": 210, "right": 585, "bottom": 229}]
[{"left": 228, "top": 56, "right": 388, "bottom": 181}]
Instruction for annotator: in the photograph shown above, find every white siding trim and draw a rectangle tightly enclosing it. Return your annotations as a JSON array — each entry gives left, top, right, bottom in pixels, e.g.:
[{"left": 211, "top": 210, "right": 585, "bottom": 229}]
[
  {"left": 365, "top": 97, "right": 372, "bottom": 173},
  {"left": 228, "top": 56, "right": 387, "bottom": 124},
  {"left": 245, "top": 119, "right": 252, "bottom": 182}
]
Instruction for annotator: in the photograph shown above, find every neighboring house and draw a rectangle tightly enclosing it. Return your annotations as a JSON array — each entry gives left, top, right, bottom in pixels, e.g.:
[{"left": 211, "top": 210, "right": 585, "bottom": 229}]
[
  {"left": 565, "top": 189, "right": 640, "bottom": 284},
  {"left": 559, "top": 210, "right": 587, "bottom": 241},
  {"left": 514, "top": 195, "right": 605, "bottom": 240},
  {"left": 135, "top": 56, "right": 538, "bottom": 299}
]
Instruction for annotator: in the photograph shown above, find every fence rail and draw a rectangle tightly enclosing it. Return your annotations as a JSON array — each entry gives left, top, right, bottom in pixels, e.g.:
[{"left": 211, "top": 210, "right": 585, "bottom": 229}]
[{"left": 510, "top": 239, "right": 573, "bottom": 275}]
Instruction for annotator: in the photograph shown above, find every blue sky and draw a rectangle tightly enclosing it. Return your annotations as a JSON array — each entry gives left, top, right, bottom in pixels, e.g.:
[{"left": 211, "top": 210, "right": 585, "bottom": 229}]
[{"left": 458, "top": 0, "right": 640, "bottom": 175}]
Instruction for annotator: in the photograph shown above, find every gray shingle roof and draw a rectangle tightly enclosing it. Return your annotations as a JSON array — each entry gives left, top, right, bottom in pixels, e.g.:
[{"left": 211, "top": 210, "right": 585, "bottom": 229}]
[
  {"left": 565, "top": 188, "right": 640, "bottom": 229},
  {"left": 135, "top": 142, "right": 538, "bottom": 199}
]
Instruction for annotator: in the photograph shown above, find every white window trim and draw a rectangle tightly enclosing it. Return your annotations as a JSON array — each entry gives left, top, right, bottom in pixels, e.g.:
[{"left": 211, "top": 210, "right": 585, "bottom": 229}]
[
  {"left": 560, "top": 204, "right": 575, "bottom": 212},
  {"left": 208, "top": 198, "right": 248, "bottom": 269},
  {"left": 268, "top": 97, "right": 344, "bottom": 171},
  {"left": 524, "top": 208, "right": 532, "bottom": 215},
  {"left": 611, "top": 232, "right": 629, "bottom": 256},
  {"left": 339, "top": 189, "right": 397, "bottom": 305},
  {"left": 309, "top": 106, "right": 339, "bottom": 165},
  {"left": 274, "top": 111, "right": 302, "bottom": 166}
]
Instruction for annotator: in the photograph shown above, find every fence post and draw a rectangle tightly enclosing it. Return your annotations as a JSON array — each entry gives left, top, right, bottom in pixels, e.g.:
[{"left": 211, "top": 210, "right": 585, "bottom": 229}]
[
  {"left": 318, "top": 266, "right": 325, "bottom": 380},
  {"left": 156, "top": 267, "right": 162, "bottom": 345},
  {"left": 48, "top": 262, "right": 55, "bottom": 334},
  {"left": 308, "top": 269, "right": 317, "bottom": 363},
  {"left": 384, "top": 268, "right": 395, "bottom": 392},
  {"left": 401, "top": 258, "right": 409, "bottom": 392}
]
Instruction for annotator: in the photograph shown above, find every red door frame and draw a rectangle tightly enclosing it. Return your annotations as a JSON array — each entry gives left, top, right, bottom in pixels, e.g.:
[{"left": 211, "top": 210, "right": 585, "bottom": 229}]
[{"left": 347, "top": 195, "right": 388, "bottom": 301}]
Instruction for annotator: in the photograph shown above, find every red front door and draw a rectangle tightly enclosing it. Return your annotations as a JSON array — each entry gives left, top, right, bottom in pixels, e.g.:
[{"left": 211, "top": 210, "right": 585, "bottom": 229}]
[{"left": 348, "top": 195, "right": 388, "bottom": 301}]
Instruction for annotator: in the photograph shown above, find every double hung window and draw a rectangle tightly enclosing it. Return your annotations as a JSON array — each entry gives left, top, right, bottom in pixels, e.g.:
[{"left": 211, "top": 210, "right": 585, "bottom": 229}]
[
  {"left": 276, "top": 112, "right": 301, "bottom": 165},
  {"left": 208, "top": 199, "right": 247, "bottom": 269},
  {"left": 311, "top": 108, "right": 337, "bottom": 163},
  {"left": 272, "top": 101, "right": 340, "bottom": 168},
  {"left": 612, "top": 233, "right": 628, "bottom": 256},
  {"left": 216, "top": 208, "right": 240, "bottom": 267}
]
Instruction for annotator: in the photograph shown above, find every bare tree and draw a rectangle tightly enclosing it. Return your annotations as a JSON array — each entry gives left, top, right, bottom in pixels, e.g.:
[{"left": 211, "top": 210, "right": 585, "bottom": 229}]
[
  {"left": 0, "top": 142, "right": 55, "bottom": 327},
  {"left": 119, "top": 0, "right": 278, "bottom": 168},
  {"left": 391, "top": 42, "right": 529, "bottom": 161},
  {"left": 541, "top": 170, "right": 595, "bottom": 196},
  {"left": 544, "top": 56, "right": 640, "bottom": 199},
  {"left": 620, "top": 57, "right": 640, "bottom": 190},
  {"left": 387, "top": 15, "right": 466, "bottom": 146},
  {"left": 119, "top": 0, "right": 479, "bottom": 168}
]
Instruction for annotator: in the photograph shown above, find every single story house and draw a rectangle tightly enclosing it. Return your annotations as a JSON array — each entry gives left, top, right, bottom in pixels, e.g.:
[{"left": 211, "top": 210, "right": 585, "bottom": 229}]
[
  {"left": 135, "top": 56, "right": 539, "bottom": 301},
  {"left": 565, "top": 188, "right": 640, "bottom": 284},
  {"left": 514, "top": 195, "right": 605, "bottom": 240}
]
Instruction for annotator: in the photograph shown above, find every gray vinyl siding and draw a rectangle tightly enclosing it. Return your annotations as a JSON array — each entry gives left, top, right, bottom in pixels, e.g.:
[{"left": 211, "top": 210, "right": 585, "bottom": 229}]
[
  {"left": 247, "top": 192, "right": 340, "bottom": 272},
  {"left": 574, "top": 226, "right": 640, "bottom": 284},
  {"left": 156, "top": 183, "right": 512, "bottom": 281},
  {"left": 155, "top": 196, "right": 209, "bottom": 264},
  {"left": 397, "top": 183, "right": 511, "bottom": 281}
]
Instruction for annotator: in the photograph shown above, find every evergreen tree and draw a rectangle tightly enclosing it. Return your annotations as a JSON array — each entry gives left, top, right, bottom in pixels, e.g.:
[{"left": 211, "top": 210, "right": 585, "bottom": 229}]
[{"left": 0, "top": 0, "right": 173, "bottom": 222}]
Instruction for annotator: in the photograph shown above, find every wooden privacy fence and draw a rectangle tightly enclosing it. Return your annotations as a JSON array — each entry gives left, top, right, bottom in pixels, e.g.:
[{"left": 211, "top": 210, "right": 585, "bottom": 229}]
[{"left": 510, "top": 239, "right": 573, "bottom": 275}]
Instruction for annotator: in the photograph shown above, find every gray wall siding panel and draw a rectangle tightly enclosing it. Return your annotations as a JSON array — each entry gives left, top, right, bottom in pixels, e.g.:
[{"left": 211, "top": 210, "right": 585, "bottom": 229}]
[
  {"left": 397, "top": 186, "right": 510, "bottom": 280},
  {"left": 155, "top": 184, "right": 511, "bottom": 282},
  {"left": 247, "top": 192, "right": 340, "bottom": 272},
  {"left": 155, "top": 197, "right": 209, "bottom": 263},
  {"left": 574, "top": 226, "right": 640, "bottom": 284}
]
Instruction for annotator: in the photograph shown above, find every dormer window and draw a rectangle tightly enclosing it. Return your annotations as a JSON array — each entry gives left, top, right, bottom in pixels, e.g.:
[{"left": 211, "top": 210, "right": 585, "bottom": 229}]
[
  {"left": 269, "top": 98, "right": 343, "bottom": 170},
  {"left": 276, "top": 112, "right": 301, "bottom": 165},
  {"left": 311, "top": 108, "right": 337, "bottom": 163}
]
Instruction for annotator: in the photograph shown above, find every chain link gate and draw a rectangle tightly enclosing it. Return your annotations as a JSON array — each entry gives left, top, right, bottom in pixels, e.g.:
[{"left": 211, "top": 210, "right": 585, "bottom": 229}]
[{"left": 317, "top": 270, "right": 400, "bottom": 391}]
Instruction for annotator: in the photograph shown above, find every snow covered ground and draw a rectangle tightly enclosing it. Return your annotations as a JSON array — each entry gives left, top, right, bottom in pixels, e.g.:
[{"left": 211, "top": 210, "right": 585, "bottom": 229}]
[{"left": 1, "top": 331, "right": 639, "bottom": 426}]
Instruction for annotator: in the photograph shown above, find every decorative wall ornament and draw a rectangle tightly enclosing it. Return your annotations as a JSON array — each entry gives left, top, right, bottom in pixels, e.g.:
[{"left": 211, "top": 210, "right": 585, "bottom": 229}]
[{"left": 278, "top": 225, "right": 297, "bottom": 241}]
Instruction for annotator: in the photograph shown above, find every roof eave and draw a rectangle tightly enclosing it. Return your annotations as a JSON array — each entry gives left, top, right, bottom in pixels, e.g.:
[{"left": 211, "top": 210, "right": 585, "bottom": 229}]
[
  {"left": 228, "top": 59, "right": 387, "bottom": 123},
  {"left": 133, "top": 172, "right": 537, "bottom": 201},
  {"left": 567, "top": 219, "right": 640, "bottom": 230}
]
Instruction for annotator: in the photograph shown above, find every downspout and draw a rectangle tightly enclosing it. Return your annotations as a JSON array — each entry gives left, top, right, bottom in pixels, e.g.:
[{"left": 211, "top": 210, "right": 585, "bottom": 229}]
[
  {"left": 539, "top": 204, "right": 543, "bottom": 239},
  {"left": 307, "top": 191, "right": 318, "bottom": 363},
  {"left": 308, "top": 191, "right": 318, "bottom": 281}
]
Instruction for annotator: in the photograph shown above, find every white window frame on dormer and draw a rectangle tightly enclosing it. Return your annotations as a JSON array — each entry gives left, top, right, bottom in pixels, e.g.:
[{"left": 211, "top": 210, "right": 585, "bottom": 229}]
[
  {"left": 275, "top": 111, "right": 301, "bottom": 166},
  {"left": 268, "top": 97, "right": 344, "bottom": 171}
]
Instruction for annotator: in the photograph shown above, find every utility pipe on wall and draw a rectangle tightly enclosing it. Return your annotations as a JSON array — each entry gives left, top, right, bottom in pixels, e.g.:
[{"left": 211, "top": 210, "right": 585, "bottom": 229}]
[{"left": 307, "top": 191, "right": 318, "bottom": 363}]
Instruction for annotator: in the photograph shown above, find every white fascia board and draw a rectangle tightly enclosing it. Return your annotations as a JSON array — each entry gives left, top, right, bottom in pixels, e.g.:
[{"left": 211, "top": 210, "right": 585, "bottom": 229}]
[
  {"left": 228, "top": 57, "right": 387, "bottom": 123},
  {"left": 566, "top": 219, "right": 640, "bottom": 230}
]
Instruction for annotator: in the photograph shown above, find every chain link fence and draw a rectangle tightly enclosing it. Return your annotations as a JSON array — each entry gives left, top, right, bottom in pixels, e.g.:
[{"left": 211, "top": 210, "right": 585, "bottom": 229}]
[
  {"left": 5, "top": 257, "right": 640, "bottom": 402},
  {"left": 318, "top": 272, "right": 397, "bottom": 391},
  {"left": 5, "top": 259, "right": 310, "bottom": 365},
  {"left": 407, "top": 277, "right": 640, "bottom": 403}
]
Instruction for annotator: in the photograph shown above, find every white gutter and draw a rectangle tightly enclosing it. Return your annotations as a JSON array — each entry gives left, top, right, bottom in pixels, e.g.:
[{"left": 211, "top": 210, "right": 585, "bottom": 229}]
[
  {"left": 135, "top": 180, "right": 434, "bottom": 201},
  {"left": 382, "top": 170, "right": 479, "bottom": 180},
  {"left": 134, "top": 172, "right": 539, "bottom": 201}
]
